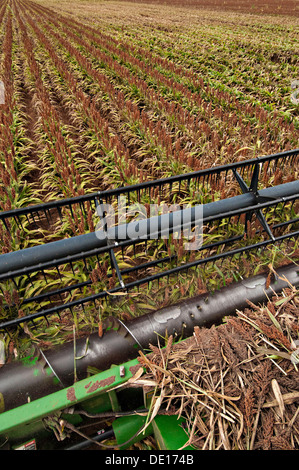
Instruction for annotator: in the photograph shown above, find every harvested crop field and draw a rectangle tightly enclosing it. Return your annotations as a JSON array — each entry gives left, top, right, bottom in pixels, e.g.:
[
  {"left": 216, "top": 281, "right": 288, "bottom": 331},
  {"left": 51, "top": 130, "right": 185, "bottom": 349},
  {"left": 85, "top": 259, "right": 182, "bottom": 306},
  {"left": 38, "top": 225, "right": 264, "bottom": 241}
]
[
  {"left": 0, "top": 0, "right": 298, "bottom": 452},
  {"left": 138, "top": 283, "right": 299, "bottom": 450}
]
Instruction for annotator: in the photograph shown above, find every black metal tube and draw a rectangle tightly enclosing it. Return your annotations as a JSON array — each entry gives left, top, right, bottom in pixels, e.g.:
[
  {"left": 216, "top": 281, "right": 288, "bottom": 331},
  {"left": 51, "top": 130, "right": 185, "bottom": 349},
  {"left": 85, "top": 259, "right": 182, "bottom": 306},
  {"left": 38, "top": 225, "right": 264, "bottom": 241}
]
[
  {"left": 0, "top": 180, "right": 298, "bottom": 275},
  {"left": 64, "top": 427, "right": 114, "bottom": 450},
  {"left": 44, "top": 263, "right": 299, "bottom": 385},
  {"left": 0, "top": 264, "right": 297, "bottom": 412}
]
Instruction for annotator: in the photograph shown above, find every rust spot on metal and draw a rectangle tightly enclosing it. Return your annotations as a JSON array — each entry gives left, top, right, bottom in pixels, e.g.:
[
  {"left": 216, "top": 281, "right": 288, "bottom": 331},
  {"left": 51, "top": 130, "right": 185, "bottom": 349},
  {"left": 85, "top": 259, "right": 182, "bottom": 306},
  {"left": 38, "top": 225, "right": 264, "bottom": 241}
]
[
  {"left": 129, "top": 364, "right": 141, "bottom": 376},
  {"left": 66, "top": 386, "right": 77, "bottom": 402},
  {"left": 86, "top": 375, "right": 116, "bottom": 393},
  {"left": 85, "top": 381, "right": 92, "bottom": 389}
]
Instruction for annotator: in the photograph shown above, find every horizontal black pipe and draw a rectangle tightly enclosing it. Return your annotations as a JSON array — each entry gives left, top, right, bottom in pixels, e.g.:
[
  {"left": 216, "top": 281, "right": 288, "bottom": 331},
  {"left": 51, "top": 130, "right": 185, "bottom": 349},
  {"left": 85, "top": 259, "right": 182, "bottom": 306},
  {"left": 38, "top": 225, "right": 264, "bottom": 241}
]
[
  {"left": 1, "top": 229, "right": 298, "bottom": 332},
  {"left": 0, "top": 264, "right": 298, "bottom": 412},
  {"left": 65, "top": 428, "right": 115, "bottom": 450},
  {"left": 0, "top": 180, "right": 298, "bottom": 276},
  {"left": 45, "top": 264, "right": 299, "bottom": 385}
]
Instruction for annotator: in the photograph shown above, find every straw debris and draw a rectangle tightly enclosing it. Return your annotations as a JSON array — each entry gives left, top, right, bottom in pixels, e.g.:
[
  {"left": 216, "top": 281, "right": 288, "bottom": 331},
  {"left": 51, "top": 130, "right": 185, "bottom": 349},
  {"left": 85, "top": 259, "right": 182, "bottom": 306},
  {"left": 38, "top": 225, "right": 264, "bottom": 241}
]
[{"left": 137, "top": 286, "right": 299, "bottom": 450}]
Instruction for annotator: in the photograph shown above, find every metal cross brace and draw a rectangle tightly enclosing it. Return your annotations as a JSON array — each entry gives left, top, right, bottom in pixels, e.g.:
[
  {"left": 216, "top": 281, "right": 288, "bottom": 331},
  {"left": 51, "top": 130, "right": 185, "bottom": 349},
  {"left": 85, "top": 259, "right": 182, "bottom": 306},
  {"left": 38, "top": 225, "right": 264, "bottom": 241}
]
[
  {"left": 233, "top": 162, "right": 276, "bottom": 242},
  {"left": 96, "top": 198, "right": 125, "bottom": 289}
]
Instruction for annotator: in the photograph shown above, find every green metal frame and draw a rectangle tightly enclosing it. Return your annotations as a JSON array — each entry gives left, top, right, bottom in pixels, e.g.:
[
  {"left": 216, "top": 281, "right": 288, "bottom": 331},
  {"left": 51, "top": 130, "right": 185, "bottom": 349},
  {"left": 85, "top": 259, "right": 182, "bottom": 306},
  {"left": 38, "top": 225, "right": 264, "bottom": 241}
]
[
  {"left": 0, "top": 355, "right": 196, "bottom": 450},
  {"left": 0, "top": 357, "right": 141, "bottom": 438}
]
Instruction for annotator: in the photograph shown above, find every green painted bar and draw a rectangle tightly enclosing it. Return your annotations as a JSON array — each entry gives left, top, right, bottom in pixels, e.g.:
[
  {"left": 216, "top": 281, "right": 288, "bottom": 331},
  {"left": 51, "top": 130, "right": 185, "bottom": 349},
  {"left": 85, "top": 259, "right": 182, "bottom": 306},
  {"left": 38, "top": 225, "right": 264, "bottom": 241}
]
[{"left": 0, "top": 357, "right": 141, "bottom": 435}]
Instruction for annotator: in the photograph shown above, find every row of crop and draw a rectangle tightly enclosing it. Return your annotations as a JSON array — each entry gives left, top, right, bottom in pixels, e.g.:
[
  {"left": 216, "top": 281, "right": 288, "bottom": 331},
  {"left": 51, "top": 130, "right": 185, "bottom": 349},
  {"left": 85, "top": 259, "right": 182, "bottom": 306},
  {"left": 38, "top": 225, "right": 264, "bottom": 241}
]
[
  {"left": 0, "top": 8, "right": 16, "bottom": 197},
  {"left": 18, "top": 2, "right": 197, "bottom": 185},
  {"left": 12, "top": 0, "right": 299, "bottom": 211},
  {"left": 18, "top": 1, "right": 232, "bottom": 220},
  {"left": 117, "top": 18, "right": 298, "bottom": 112},
  {"left": 16, "top": 4, "right": 147, "bottom": 188},
  {"left": 14, "top": 0, "right": 195, "bottom": 282},
  {"left": 20, "top": 0, "right": 259, "bottom": 172},
  {"left": 24, "top": 0, "right": 298, "bottom": 166},
  {"left": 0, "top": 6, "right": 15, "bottom": 257},
  {"left": 77, "top": 17, "right": 298, "bottom": 136},
  {"left": 16, "top": 0, "right": 188, "bottom": 243},
  {"left": 0, "top": 0, "right": 6, "bottom": 45},
  {"left": 18, "top": 1, "right": 299, "bottom": 247},
  {"left": 0, "top": 1, "right": 97, "bottom": 323},
  {"left": 11, "top": 5, "right": 246, "bottom": 226},
  {"left": 95, "top": 12, "right": 298, "bottom": 130},
  {"left": 21, "top": 0, "right": 252, "bottom": 161},
  {"left": 2, "top": 1, "right": 177, "bottom": 327},
  {"left": 18, "top": 0, "right": 299, "bottom": 233},
  {"left": 11, "top": 1, "right": 101, "bottom": 240},
  {"left": 0, "top": 5, "right": 30, "bottom": 312},
  {"left": 10, "top": 0, "right": 299, "bottom": 217},
  {"left": 30, "top": 0, "right": 298, "bottom": 133},
  {"left": 0, "top": 6, "right": 37, "bottom": 252}
]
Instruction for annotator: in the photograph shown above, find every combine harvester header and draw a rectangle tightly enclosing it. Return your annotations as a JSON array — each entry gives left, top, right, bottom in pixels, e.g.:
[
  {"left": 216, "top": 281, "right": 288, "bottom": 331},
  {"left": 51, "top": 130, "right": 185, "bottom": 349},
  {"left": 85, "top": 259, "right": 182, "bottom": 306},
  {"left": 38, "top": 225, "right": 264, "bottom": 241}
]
[{"left": 0, "top": 149, "right": 298, "bottom": 450}]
